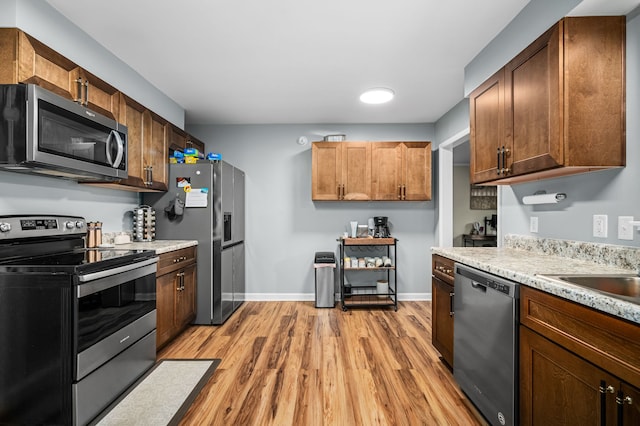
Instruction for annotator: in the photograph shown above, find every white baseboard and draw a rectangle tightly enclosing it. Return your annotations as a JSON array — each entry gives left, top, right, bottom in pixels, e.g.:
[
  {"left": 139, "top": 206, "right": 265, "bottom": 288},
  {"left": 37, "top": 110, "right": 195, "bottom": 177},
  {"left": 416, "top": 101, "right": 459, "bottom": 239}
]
[{"left": 244, "top": 293, "right": 432, "bottom": 302}]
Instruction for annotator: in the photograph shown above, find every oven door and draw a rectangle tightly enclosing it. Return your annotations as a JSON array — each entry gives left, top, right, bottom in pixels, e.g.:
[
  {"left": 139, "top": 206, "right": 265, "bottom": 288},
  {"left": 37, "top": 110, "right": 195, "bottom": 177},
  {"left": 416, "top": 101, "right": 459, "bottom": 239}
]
[{"left": 75, "top": 257, "right": 157, "bottom": 381}]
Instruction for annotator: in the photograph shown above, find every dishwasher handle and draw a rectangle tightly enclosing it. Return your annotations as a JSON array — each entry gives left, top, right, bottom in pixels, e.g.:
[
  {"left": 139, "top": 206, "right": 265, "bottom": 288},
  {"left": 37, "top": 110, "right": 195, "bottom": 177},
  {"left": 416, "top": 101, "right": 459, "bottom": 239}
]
[{"left": 471, "top": 281, "right": 487, "bottom": 292}]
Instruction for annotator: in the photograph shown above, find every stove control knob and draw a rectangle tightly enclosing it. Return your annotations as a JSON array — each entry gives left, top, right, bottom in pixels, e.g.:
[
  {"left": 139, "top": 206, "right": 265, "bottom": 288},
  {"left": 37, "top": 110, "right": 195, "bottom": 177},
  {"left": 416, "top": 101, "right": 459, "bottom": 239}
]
[
  {"left": 0, "top": 222, "right": 11, "bottom": 232},
  {"left": 75, "top": 221, "right": 84, "bottom": 229},
  {"left": 65, "top": 221, "right": 75, "bottom": 229}
]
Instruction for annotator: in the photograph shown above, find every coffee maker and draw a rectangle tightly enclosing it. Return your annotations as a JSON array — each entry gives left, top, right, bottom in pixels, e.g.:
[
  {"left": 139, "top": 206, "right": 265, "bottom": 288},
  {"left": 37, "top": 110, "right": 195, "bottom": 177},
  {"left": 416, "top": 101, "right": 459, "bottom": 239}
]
[{"left": 374, "top": 216, "right": 390, "bottom": 238}]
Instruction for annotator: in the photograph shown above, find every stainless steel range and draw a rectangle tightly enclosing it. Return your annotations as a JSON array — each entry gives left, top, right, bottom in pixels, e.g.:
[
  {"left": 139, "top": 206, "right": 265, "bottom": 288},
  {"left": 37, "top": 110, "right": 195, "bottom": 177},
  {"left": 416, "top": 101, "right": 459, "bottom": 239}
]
[{"left": 0, "top": 215, "right": 158, "bottom": 425}]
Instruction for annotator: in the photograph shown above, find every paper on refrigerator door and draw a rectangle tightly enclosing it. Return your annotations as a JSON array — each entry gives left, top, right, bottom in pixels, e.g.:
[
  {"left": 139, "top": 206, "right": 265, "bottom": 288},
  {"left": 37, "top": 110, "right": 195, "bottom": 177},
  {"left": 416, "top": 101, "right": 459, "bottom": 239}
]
[{"left": 185, "top": 188, "right": 209, "bottom": 207}]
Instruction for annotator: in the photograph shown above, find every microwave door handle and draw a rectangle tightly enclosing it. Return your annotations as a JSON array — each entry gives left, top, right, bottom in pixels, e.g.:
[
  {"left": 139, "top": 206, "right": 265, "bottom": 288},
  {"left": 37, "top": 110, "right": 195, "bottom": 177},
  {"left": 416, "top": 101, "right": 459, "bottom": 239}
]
[{"left": 106, "top": 130, "right": 124, "bottom": 168}]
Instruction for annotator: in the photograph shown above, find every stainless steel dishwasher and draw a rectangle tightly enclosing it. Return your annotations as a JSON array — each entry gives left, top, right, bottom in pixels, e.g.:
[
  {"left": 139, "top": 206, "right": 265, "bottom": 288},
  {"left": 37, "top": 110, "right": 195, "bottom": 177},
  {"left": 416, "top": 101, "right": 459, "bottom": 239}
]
[{"left": 453, "top": 263, "right": 519, "bottom": 426}]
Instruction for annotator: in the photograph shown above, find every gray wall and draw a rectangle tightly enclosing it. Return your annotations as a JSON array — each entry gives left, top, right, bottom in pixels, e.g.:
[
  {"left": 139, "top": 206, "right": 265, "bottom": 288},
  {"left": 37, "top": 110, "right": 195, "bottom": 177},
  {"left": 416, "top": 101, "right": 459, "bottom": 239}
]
[
  {"left": 434, "top": 98, "right": 469, "bottom": 145},
  {"left": 0, "top": 171, "right": 138, "bottom": 232},
  {"left": 187, "top": 124, "right": 436, "bottom": 298}
]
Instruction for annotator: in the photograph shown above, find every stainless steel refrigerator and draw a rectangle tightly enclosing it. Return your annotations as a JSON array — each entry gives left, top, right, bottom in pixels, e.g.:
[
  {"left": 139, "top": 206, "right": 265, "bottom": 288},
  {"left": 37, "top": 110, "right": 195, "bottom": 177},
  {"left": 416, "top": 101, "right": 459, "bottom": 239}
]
[{"left": 145, "top": 160, "right": 245, "bottom": 325}]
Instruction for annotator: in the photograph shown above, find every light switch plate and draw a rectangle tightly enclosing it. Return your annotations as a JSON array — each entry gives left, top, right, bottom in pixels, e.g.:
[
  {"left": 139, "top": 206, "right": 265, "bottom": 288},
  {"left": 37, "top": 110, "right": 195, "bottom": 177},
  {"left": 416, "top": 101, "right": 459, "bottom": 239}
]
[
  {"left": 530, "top": 216, "right": 538, "bottom": 233},
  {"left": 593, "top": 214, "right": 608, "bottom": 238},
  {"left": 618, "top": 216, "right": 634, "bottom": 240}
]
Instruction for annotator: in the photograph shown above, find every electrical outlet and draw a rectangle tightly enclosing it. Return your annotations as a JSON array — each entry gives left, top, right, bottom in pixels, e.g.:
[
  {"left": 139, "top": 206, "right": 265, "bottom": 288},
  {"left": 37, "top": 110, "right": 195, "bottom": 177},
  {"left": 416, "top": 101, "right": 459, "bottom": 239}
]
[
  {"left": 593, "top": 214, "right": 608, "bottom": 238},
  {"left": 530, "top": 216, "right": 538, "bottom": 233},
  {"left": 618, "top": 216, "right": 634, "bottom": 240}
]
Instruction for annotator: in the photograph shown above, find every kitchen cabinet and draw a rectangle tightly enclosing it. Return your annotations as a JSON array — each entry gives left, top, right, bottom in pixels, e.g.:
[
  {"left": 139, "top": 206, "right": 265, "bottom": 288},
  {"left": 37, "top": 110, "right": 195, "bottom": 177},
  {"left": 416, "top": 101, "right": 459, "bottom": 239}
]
[
  {"left": 0, "top": 28, "right": 119, "bottom": 119},
  {"left": 70, "top": 67, "right": 120, "bottom": 120},
  {"left": 371, "top": 142, "right": 431, "bottom": 200},
  {"left": 469, "top": 69, "right": 504, "bottom": 183},
  {"left": 470, "top": 16, "right": 625, "bottom": 185},
  {"left": 311, "top": 141, "right": 432, "bottom": 201},
  {"left": 312, "top": 142, "right": 371, "bottom": 200},
  {"left": 169, "top": 126, "right": 187, "bottom": 152},
  {"left": 117, "top": 94, "right": 169, "bottom": 191},
  {"left": 86, "top": 95, "right": 169, "bottom": 191},
  {"left": 186, "top": 135, "right": 206, "bottom": 155},
  {"left": 520, "top": 286, "right": 640, "bottom": 425},
  {"left": 156, "top": 246, "right": 197, "bottom": 350},
  {"left": 339, "top": 238, "right": 397, "bottom": 311},
  {"left": 431, "top": 254, "right": 454, "bottom": 368}
]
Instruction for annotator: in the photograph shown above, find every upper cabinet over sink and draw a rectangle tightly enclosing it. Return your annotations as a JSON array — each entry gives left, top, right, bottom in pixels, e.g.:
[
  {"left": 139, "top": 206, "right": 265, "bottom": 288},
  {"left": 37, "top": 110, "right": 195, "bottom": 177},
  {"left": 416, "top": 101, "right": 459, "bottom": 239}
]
[
  {"left": 470, "top": 16, "right": 626, "bottom": 185},
  {"left": 312, "top": 141, "right": 432, "bottom": 201}
]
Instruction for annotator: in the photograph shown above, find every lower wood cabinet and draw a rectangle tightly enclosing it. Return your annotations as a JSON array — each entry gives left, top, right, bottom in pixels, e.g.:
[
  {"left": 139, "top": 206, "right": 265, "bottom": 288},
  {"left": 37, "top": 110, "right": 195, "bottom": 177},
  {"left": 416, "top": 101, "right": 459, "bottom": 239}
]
[
  {"left": 520, "top": 286, "right": 640, "bottom": 425},
  {"left": 431, "top": 254, "right": 454, "bottom": 368},
  {"left": 156, "top": 246, "right": 197, "bottom": 350}
]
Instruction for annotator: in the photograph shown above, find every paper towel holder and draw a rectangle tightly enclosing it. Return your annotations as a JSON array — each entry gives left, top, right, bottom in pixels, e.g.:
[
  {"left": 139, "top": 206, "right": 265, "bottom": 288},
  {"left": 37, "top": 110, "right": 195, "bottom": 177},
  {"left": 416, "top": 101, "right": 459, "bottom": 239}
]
[{"left": 522, "top": 190, "right": 567, "bottom": 205}]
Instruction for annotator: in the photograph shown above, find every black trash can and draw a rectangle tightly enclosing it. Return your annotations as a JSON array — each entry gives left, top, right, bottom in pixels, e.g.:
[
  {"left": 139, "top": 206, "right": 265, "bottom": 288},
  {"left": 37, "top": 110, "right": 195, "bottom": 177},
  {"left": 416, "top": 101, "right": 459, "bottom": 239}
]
[{"left": 314, "top": 252, "right": 336, "bottom": 308}]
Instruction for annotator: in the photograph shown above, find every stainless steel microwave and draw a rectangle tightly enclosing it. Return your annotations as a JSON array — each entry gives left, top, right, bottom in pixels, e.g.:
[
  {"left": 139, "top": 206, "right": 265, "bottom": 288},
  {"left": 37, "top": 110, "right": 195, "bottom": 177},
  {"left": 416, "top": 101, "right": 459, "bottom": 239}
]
[{"left": 0, "top": 84, "right": 127, "bottom": 181}]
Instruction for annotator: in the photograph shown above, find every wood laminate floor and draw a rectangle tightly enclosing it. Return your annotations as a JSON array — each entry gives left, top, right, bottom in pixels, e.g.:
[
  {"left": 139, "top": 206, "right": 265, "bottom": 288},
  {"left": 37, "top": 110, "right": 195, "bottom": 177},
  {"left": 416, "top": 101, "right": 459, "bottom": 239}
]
[{"left": 158, "top": 301, "right": 486, "bottom": 425}]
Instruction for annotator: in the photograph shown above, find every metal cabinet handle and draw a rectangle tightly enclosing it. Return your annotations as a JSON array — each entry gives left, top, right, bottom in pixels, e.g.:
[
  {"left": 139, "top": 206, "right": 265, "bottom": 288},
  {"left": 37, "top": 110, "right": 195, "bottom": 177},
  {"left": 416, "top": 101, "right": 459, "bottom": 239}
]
[
  {"left": 449, "top": 291, "right": 454, "bottom": 316},
  {"left": 496, "top": 147, "right": 501, "bottom": 175},
  {"left": 398, "top": 185, "right": 402, "bottom": 200},
  {"left": 600, "top": 381, "right": 614, "bottom": 426},
  {"left": 84, "top": 80, "right": 89, "bottom": 106},
  {"left": 502, "top": 147, "right": 510, "bottom": 174},
  {"left": 176, "top": 271, "right": 185, "bottom": 291},
  {"left": 616, "top": 389, "right": 633, "bottom": 426},
  {"left": 75, "top": 78, "right": 83, "bottom": 103}
]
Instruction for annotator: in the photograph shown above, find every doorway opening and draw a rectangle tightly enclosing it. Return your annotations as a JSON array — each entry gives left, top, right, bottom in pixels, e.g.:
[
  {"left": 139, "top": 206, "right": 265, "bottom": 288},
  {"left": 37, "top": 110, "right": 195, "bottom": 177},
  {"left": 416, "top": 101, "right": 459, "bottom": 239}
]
[{"left": 437, "top": 128, "right": 501, "bottom": 248}]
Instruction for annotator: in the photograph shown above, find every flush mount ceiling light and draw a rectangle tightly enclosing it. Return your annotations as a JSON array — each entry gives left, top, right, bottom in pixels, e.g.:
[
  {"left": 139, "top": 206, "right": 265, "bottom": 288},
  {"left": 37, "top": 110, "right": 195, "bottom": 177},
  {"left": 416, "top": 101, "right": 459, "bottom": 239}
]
[{"left": 359, "top": 88, "right": 395, "bottom": 104}]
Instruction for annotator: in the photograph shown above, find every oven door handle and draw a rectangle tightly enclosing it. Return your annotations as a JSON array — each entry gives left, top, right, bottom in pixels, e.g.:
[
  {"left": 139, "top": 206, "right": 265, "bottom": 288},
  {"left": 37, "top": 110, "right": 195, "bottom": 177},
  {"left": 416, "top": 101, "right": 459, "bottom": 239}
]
[{"left": 77, "top": 258, "right": 158, "bottom": 297}]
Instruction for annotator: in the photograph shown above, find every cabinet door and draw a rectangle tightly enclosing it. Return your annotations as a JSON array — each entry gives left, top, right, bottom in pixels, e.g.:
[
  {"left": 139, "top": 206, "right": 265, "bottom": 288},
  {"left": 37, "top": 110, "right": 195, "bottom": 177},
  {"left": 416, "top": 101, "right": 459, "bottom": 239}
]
[
  {"left": 156, "top": 272, "right": 178, "bottom": 349},
  {"left": 619, "top": 383, "right": 640, "bottom": 426},
  {"left": 470, "top": 69, "right": 505, "bottom": 184},
  {"left": 402, "top": 142, "right": 431, "bottom": 200},
  {"left": 14, "top": 30, "right": 76, "bottom": 100},
  {"left": 144, "top": 110, "right": 169, "bottom": 191},
  {"left": 341, "top": 142, "right": 371, "bottom": 200},
  {"left": 72, "top": 68, "right": 119, "bottom": 120},
  {"left": 175, "top": 264, "right": 197, "bottom": 329},
  {"left": 372, "top": 142, "right": 403, "bottom": 200},
  {"left": 431, "top": 277, "right": 453, "bottom": 367},
  {"left": 118, "top": 94, "right": 146, "bottom": 187},
  {"left": 520, "top": 326, "right": 611, "bottom": 425},
  {"left": 169, "top": 125, "right": 187, "bottom": 152},
  {"left": 504, "top": 23, "right": 562, "bottom": 178},
  {"left": 186, "top": 135, "right": 205, "bottom": 154},
  {"left": 312, "top": 142, "right": 342, "bottom": 200}
]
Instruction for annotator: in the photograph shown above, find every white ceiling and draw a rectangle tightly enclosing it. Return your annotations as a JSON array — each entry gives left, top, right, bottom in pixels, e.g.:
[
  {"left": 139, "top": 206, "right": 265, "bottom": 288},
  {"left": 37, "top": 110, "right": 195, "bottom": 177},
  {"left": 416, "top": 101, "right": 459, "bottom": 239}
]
[{"left": 44, "top": 0, "right": 637, "bottom": 126}]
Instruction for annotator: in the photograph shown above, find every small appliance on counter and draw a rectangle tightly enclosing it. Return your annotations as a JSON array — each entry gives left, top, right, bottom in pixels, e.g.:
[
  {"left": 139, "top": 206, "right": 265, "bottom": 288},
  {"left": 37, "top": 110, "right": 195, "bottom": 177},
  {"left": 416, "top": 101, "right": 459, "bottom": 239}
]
[
  {"left": 374, "top": 216, "right": 391, "bottom": 238},
  {"left": 133, "top": 205, "right": 156, "bottom": 242}
]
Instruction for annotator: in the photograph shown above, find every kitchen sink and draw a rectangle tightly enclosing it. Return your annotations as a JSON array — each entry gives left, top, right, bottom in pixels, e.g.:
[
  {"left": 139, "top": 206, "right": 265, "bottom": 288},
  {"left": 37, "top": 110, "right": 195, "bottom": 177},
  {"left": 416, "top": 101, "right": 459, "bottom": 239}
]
[{"left": 539, "top": 274, "right": 640, "bottom": 304}]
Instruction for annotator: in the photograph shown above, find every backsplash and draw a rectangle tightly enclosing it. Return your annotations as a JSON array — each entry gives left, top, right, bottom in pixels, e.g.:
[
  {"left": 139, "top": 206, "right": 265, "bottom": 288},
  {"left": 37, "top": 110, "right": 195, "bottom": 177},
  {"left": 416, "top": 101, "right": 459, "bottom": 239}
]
[{"left": 504, "top": 234, "right": 640, "bottom": 271}]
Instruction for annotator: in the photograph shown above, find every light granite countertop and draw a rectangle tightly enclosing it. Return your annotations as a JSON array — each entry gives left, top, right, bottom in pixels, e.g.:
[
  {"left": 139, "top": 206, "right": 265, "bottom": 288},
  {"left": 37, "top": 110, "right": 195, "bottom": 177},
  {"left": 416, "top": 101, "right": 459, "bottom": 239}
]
[
  {"left": 431, "top": 246, "right": 640, "bottom": 325},
  {"left": 113, "top": 240, "right": 198, "bottom": 255}
]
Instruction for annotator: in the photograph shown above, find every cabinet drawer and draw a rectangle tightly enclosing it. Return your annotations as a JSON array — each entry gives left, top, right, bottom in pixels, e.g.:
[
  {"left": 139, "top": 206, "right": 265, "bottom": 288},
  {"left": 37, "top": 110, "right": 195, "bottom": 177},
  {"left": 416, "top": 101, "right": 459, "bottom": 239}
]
[
  {"left": 157, "top": 246, "right": 197, "bottom": 276},
  {"left": 520, "top": 286, "right": 640, "bottom": 388},
  {"left": 432, "top": 254, "right": 454, "bottom": 284}
]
